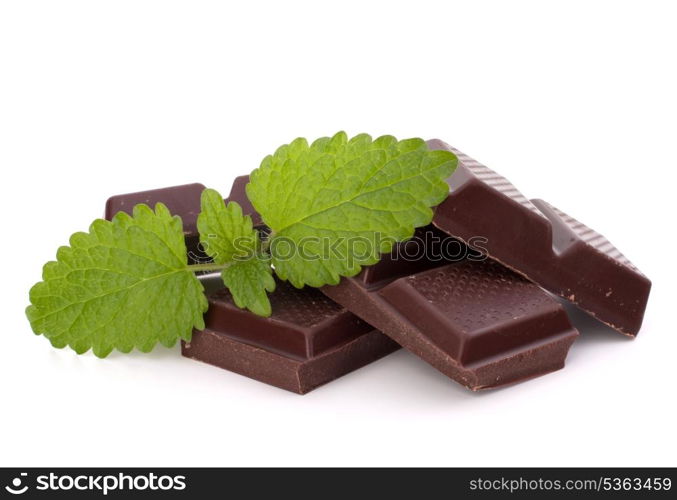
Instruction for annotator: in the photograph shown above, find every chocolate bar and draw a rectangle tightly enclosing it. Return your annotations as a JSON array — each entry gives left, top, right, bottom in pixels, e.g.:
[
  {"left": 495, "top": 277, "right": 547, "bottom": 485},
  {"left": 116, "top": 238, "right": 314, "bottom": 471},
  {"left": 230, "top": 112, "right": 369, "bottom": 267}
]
[
  {"left": 227, "top": 177, "right": 579, "bottom": 390},
  {"left": 105, "top": 183, "right": 208, "bottom": 263},
  {"left": 320, "top": 230, "right": 579, "bottom": 390},
  {"left": 427, "top": 139, "right": 651, "bottom": 336},
  {"left": 182, "top": 276, "right": 398, "bottom": 394}
]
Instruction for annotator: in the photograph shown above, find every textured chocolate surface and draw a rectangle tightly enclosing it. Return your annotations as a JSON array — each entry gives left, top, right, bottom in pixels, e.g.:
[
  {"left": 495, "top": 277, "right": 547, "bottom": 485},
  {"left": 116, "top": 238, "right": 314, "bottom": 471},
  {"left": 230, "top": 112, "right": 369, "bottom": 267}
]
[
  {"left": 104, "top": 183, "right": 207, "bottom": 263},
  {"left": 183, "top": 277, "right": 398, "bottom": 394},
  {"left": 322, "top": 249, "right": 579, "bottom": 390},
  {"left": 428, "top": 139, "right": 651, "bottom": 336},
  {"left": 203, "top": 281, "right": 374, "bottom": 359},
  {"left": 379, "top": 262, "right": 574, "bottom": 366}
]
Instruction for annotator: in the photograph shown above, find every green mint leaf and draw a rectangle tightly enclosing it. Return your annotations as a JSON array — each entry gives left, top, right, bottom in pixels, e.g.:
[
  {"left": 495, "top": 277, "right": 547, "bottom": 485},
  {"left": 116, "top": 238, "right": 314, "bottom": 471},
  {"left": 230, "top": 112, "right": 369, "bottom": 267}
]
[
  {"left": 197, "top": 188, "right": 275, "bottom": 316},
  {"left": 26, "top": 203, "right": 208, "bottom": 357},
  {"left": 222, "top": 257, "right": 276, "bottom": 317},
  {"left": 197, "top": 188, "right": 259, "bottom": 263},
  {"left": 246, "top": 131, "right": 457, "bottom": 287}
]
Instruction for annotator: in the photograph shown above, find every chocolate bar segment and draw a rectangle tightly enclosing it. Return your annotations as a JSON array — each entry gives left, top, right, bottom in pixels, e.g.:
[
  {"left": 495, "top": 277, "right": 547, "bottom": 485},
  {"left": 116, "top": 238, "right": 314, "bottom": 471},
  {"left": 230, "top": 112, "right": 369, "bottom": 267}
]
[
  {"left": 105, "top": 183, "right": 208, "bottom": 263},
  {"left": 182, "top": 277, "right": 398, "bottom": 394},
  {"left": 428, "top": 139, "right": 651, "bottom": 336},
  {"left": 322, "top": 243, "right": 579, "bottom": 390},
  {"left": 379, "top": 262, "right": 575, "bottom": 365}
]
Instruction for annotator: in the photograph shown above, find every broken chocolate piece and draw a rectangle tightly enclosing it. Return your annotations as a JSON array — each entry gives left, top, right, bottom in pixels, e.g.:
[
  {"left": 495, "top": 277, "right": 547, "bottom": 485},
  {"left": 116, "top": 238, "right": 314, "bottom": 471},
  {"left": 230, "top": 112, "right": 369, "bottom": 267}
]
[
  {"left": 321, "top": 242, "right": 579, "bottom": 390},
  {"left": 428, "top": 139, "right": 651, "bottom": 336},
  {"left": 182, "top": 276, "right": 398, "bottom": 394},
  {"left": 104, "top": 183, "right": 208, "bottom": 264}
]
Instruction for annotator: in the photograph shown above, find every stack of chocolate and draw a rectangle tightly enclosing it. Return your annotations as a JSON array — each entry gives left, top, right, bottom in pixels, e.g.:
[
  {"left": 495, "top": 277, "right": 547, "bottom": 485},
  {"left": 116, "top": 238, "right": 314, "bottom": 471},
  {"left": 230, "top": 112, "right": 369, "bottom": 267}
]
[{"left": 105, "top": 140, "right": 651, "bottom": 394}]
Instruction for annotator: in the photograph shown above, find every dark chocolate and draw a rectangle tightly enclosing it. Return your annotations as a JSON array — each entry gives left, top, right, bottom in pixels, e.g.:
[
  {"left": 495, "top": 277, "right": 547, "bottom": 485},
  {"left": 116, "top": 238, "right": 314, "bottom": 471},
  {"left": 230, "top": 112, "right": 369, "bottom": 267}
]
[
  {"left": 182, "top": 277, "right": 398, "bottom": 394},
  {"left": 428, "top": 139, "right": 651, "bottom": 336},
  {"left": 321, "top": 242, "right": 579, "bottom": 390},
  {"left": 104, "top": 183, "right": 208, "bottom": 264},
  {"left": 226, "top": 177, "right": 579, "bottom": 390}
]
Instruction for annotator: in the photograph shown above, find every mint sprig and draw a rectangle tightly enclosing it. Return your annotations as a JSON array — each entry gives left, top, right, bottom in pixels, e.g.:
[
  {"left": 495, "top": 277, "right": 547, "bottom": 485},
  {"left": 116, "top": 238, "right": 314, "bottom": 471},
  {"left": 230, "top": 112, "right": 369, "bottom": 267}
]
[
  {"left": 196, "top": 188, "right": 275, "bottom": 316},
  {"left": 26, "top": 132, "right": 457, "bottom": 356}
]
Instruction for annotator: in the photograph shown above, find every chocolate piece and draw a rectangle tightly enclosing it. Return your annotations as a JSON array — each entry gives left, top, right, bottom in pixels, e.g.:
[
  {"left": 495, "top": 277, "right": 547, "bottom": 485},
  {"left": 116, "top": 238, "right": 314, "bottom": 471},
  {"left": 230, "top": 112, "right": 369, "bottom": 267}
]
[
  {"left": 182, "top": 276, "right": 398, "bottom": 394},
  {"left": 105, "top": 183, "right": 208, "bottom": 263},
  {"left": 321, "top": 239, "right": 579, "bottom": 390},
  {"left": 428, "top": 139, "right": 651, "bottom": 336},
  {"left": 227, "top": 176, "right": 579, "bottom": 389}
]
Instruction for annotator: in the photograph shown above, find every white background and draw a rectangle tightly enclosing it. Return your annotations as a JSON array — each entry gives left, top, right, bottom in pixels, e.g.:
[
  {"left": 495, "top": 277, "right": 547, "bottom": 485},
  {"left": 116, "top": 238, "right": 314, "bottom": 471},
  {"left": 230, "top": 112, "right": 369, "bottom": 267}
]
[{"left": 1, "top": 1, "right": 675, "bottom": 467}]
